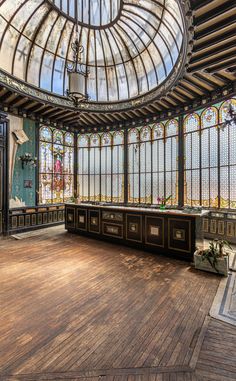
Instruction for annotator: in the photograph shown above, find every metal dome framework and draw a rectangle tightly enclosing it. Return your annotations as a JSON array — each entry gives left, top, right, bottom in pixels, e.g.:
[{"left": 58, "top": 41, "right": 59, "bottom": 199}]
[{"left": 0, "top": 0, "right": 185, "bottom": 103}]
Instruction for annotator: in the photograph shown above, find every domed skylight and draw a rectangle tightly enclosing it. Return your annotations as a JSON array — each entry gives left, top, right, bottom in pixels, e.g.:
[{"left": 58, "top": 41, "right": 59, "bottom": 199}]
[{"left": 0, "top": 0, "right": 185, "bottom": 103}]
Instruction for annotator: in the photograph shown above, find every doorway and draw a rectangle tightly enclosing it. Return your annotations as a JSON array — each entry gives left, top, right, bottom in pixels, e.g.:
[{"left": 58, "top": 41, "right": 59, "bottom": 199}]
[{"left": 0, "top": 113, "right": 8, "bottom": 235}]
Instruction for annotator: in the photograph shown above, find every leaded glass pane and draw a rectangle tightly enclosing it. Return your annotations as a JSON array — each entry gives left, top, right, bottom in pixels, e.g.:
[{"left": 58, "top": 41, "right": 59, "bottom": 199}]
[
  {"left": 201, "top": 107, "right": 218, "bottom": 128},
  {"left": 40, "top": 126, "right": 52, "bottom": 141},
  {"left": 39, "top": 174, "right": 53, "bottom": 204},
  {"left": 39, "top": 126, "right": 74, "bottom": 204},
  {"left": 184, "top": 113, "right": 200, "bottom": 133}
]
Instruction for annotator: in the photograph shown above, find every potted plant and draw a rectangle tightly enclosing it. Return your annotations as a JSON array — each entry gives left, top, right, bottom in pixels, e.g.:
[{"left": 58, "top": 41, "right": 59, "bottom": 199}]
[
  {"left": 69, "top": 192, "right": 80, "bottom": 204},
  {"left": 194, "top": 239, "right": 232, "bottom": 276},
  {"left": 157, "top": 194, "right": 172, "bottom": 210}
]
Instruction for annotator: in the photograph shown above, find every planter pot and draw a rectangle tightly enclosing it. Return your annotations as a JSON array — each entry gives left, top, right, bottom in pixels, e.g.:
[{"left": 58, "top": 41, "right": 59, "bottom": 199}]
[{"left": 194, "top": 250, "right": 229, "bottom": 276}]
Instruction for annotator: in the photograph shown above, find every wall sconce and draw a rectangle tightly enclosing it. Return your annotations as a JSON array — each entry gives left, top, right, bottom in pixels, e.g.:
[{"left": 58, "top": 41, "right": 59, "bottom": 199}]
[{"left": 18, "top": 153, "right": 37, "bottom": 169}]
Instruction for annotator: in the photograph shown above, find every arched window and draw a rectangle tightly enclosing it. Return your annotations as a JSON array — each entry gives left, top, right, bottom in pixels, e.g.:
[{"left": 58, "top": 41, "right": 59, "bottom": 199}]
[
  {"left": 89, "top": 134, "right": 100, "bottom": 201},
  {"left": 77, "top": 135, "right": 89, "bottom": 201},
  {"left": 152, "top": 123, "right": 165, "bottom": 205},
  {"left": 201, "top": 107, "right": 218, "bottom": 208},
  {"left": 183, "top": 113, "right": 200, "bottom": 207},
  {"left": 165, "top": 119, "right": 178, "bottom": 206},
  {"left": 39, "top": 126, "right": 75, "bottom": 204},
  {"left": 128, "top": 128, "right": 140, "bottom": 203},
  {"left": 218, "top": 98, "right": 236, "bottom": 208},
  {"left": 140, "top": 126, "right": 152, "bottom": 203},
  {"left": 101, "top": 133, "right": 112, "bottom": 202},
  {"left": 112, "top": 131, "right": 124, "bottom": 203}
]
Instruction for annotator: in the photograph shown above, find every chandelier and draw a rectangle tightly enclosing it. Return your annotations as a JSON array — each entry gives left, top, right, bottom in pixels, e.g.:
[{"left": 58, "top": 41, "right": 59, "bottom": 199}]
[{"left": 66, "top": 3, "right": 89, "bottom": 106}]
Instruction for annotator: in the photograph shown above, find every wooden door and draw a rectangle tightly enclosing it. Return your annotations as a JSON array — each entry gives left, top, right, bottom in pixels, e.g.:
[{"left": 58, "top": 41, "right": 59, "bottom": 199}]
[{"left": 0, "top": 115, "right": 8, "bottom": 235}]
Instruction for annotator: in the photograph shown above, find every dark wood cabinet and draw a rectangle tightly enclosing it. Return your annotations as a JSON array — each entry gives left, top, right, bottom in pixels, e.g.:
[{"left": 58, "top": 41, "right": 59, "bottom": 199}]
[{"left": 65, "top": 204, "right": 204, "bottom": 261}]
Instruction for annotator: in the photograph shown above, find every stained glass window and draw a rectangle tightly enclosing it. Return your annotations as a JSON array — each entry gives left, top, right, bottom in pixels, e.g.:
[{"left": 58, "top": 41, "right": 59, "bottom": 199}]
[
  {"left": 140, "top": 126, "right": 152, "bottom": 204},
  {"left": 101, "top": 133, "right": 112, "bottom": 202},
  {"left": 77, "top": 130, "right": 124, "bottom": 203},
  {"left": 219, "top": 99, "right": 236, "bottom": 209},
  {"left": 165, "top": 120, "right": 178, "bottom": 206},
  {"left": 128, "top": 128, "right": 140, "bottom": 203},
  {"left": 39, "top": 126, "right": 75, "bottom": 204},
  {"left": 183, "top": 113, "right": 200, "bottom": 207},
  {"left": 128, "top": 120, "right": 178, "bottom": 205},
  {"left": 183, "top": 98, "right": 236, "bottom": 209}
]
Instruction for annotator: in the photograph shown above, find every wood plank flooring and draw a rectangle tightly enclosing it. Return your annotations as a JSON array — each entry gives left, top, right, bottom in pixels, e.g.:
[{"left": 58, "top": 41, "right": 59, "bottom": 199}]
[{"left": 0, "top": 226, "right": 235, "bottom": 380}]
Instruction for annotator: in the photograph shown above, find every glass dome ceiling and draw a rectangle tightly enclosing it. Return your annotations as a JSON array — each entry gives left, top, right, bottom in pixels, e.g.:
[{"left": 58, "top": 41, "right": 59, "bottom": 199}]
[{"left": 0, "top": 0, "right": 184, "bottom": 103}]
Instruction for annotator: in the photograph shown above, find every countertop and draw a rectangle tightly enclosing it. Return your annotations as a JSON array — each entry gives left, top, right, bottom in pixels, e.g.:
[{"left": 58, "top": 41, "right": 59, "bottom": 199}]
[{"left": 65, "top": 203, "right": 208, "bottom": 218}]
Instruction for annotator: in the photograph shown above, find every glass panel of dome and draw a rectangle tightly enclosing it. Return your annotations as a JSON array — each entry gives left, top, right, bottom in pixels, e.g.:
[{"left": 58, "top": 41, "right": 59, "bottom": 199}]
[
  {"left": 125, "top": 61, "right": 139, "bottom": 97},
  {"left": 95, "top": 30, "right": 105, "bottom": 66},
  {"left": 11, "top": 0, "right": 44, "bottom": 31},
  {"left": 53, "top": 57, "right": 65, "bottom": 94},
  {"left": 107, "top": 67, "right": 119, "bottom": 101},
  {"left": 163, "top": 11, "right": 182, "bottom": 50},
  {"left": 91, "top": 0, "right": 100, "bottom": 26},
  {"left": 118, "top": 62, "right": 130, "bottom": 99},
  {"left": 88, "top": 30, "right": 96, "bottom": 66},
  {"left": 110, "top": 27, "right": 130, "bottom": 63},
  {"left": 97, "top": 67, "right": 108, "bottom": 101},
  {"left": 61, "top": 0, "right": 67, "bottom": 13},
  {"left": 13, "top": 36, "right": 31, "bottom": 80},
  {"left": 100, "top": 30, "right": 115, "bottom": 66},
  {"left": 139, "top": 50, "right": 157, "bottom": 89},
  {"left": 104, "top": 29, "right": 122, "bottom": 65},
  {"left": 41, "top": 52, "right": 54, "bottom": 91},
  {"left": 47, "top": 17, "right": 67, "bottom": 53},
  {"left": 0, "top": 15, "right": 7, "bottom": 37},
  {"left": 27, "top": 45, "right": 42, "bottom": 86},
  {"left": 57, "top": 21, "right": 73, "bottom": 57},
  {"left": 0, "top": 0, "right": 25, "bottom": 21},
  {"left": 165, "top": 0, "right": 184, "bottom": 32},
  {"left": 133, "top": 56, "right": 148, "bottom": 93},
  {"left": 24, "top": 4, "right": 50, "bottom": 39},
  {"left": 102, "top": 0, "right": 111, "bottom": 25},
  {"left": 117, "top": 19, "right": 144, "bottom": 55},
  {"left": 69, "top": 0, "right": 75, "bottom": 18},
  {"left": 87, "top": 66, "right": 96, "bottom": 100},
  {"left": 35, "top": 10, "right": 58, "bottom": 47},
  {"left": 0, "top": 26, "right": 19, "bottom": 73},
  {"left": 83, "top": 0, "right": 89, "bottom": 24},
  {"left": 159, "top": 23, "right": 178, "bottom": 60}
]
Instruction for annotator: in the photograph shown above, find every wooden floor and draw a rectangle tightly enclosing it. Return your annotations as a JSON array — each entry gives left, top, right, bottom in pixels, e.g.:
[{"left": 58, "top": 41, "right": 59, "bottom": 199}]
[{"left": 0, "top": 226, "right": 235, "bottom": 381}]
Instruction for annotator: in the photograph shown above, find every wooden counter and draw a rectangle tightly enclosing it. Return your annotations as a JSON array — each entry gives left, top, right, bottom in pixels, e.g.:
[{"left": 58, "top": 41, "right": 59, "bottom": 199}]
[{"left": 65, "top": 204, "right": 206, "bottom": 261}]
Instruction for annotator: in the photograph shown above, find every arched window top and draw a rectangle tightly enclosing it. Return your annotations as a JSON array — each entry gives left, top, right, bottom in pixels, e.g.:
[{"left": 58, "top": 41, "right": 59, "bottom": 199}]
[
  {"left": 78, "top": 134, "right": 89, "bottom": 148},
  {"left": 183, "top": 113, "right": 200, "bottom": 133},
  {"left": 152, "top": 123, "right": 164, "bottom": 139},
  {"left": 101, "top": 133, "right": 112, "bottom": 146},
  {"left": 40, "top": 126, "right": 52, "bottom": 142},
  {"left": 166, "top": 119, "right": 178, "bottom": 136},
  {"left": 64, "top": 132, "right": 74, "bottom": 146},
  {"left": 53, "top": 130, "right": 64, "bottom": 144},
  {"left": 128, "top": 128, "right": 139, "bottom": 143},
  {"left": 90, "top": 134, "right": 100, "bottom": 147},
  {"left": 219, "top": 98, "right": 236, "bottom": 124},
  {"left": 201, "top": 107, "right": 218, "bottom": 128},
  {"left": 140, "top": 126, "right": 151, "bottom": 142},
  {"left": 113, "top": 131, "right": 124, "bottom": 145}
]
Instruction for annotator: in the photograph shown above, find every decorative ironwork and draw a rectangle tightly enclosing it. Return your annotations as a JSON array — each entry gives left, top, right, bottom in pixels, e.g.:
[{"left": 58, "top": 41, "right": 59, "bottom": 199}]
[{"left": 18, "top": 153, "right": 37, "bottom": 170}]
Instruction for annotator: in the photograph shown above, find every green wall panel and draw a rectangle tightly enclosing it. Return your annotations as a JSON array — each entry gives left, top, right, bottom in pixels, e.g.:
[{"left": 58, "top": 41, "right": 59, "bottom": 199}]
[{"left": 12, "top": 119, "right": 36, "bottom": 206}]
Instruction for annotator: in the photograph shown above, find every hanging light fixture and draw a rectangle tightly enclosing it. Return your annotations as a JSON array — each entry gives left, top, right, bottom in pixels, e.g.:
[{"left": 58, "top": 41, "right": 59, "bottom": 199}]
[{"left": 66, "top": 1, "right": 89, "bottom": 106}]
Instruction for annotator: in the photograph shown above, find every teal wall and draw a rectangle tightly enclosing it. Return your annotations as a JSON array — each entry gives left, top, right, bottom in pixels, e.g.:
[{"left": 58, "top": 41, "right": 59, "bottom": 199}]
[{"left": 12, "top": 119, "right": 36, "bottom": 206}]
